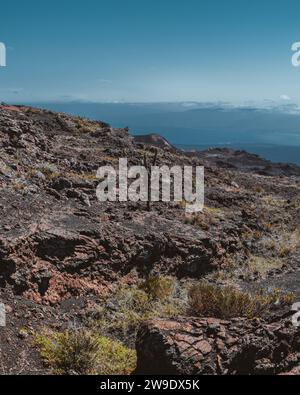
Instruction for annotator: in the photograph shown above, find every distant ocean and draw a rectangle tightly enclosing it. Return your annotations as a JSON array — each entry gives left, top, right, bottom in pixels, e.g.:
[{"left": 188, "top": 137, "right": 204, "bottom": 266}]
[{"left": 28, "top": 102, "right": 300, "bottom": 167}]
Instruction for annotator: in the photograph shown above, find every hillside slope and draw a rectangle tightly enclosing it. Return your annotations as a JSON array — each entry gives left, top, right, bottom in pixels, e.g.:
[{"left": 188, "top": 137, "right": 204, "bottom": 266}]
[{"left": 0, "top": 105, "right": 299, "bottom": 374}]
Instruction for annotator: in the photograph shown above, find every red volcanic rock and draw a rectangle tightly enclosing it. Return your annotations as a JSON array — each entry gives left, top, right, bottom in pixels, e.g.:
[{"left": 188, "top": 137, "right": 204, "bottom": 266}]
[
  {"left": 135, "top": 317, "right": 300, "bottom": 375},
  {"left": 1, "top": 104, "right": 300, "bottom": 374}
]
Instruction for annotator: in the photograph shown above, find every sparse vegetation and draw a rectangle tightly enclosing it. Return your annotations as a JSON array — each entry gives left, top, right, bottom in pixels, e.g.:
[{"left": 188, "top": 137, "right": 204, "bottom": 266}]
[
  {"left": 184, "top": 213, "right": 209, "bottom": 229},
  {"left": 277, "top": 228, "right": 300, "bottom": 256},
  {"left": 75, "top": 117, "right": 99, "bottom": 134},
  {"left": 34, "top": 329, "right": 136, "bottom": 375},
  {"left": 140, "top": 276, "right": 175, "bottom": 300},
  {"left": 12, "top": 180, "right": 26, "bottom": 192},
  {"left": 255, "top": 185, "right": 265, "bottom": 193},
  {"left": 2, "top": 104, "right": 300, "bottom": 374},
  {"left": 92, "top": 277, "right": 187, "bottom": 342},
  {"left": 261, "top": 195, "right": 286, "bottom": 208},
  {"left": 204, "top": 206, "right": 223, "bottom": 215},
  {"left": 188, "top": 282, "right": 294, "bottom": 319},
  {"left": 257, "top": 227, "right": 300, "bottom": 259},
  {"left": 184, "top": 206, "right": 225, "bottom": 230},
  {"left": 37, "top": 163, "right": 60, "bottom": 179},
  {"left": 245, "top": 255, "right": 283, "bottom": 278}
]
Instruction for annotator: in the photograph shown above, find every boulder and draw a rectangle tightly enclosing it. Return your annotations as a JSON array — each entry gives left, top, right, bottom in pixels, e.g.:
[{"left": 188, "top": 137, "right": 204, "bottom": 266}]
[{"left": 135, "top": 317, "right": 300, "bottom": 375}]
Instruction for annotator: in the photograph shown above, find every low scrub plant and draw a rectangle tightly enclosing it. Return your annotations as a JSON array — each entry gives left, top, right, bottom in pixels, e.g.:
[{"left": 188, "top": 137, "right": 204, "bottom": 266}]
[
  {"left": 93, "top": 277, "right": 186, "bottom": 342},
  {"left": 139, "top": 275, "right": 175, "bottom": 300},
  {"left": 188, "top": 282, "right": 294, "bottom": 319},
  {"left": 34, "top": 328, "right": 136, "bottom": 375}
]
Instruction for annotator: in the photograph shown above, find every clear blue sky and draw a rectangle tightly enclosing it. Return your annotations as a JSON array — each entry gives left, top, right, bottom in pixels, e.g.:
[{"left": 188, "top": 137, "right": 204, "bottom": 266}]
[{"left": 1, "top": 0, "right": 300, "bottom": 103}]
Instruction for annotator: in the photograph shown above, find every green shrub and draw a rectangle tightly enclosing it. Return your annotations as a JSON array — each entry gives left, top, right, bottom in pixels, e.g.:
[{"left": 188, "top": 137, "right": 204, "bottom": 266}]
[
  {"left": 34, "top": 329, "right": 136, "bottom": 375},
  {"left": 140, "top": 276, "right": 175, "bottom": 300},
  {"left": 189, "top": 282, "right": 293, "bottom": 319},
  {"left": 93, "top": 279, "right": 186, "bottom": 342},
  {"left": 95, "top": 336, "right": 136, "bottom": 375},
  {"left": 34, "top": 329, "right": 99, "bottom": 374}
]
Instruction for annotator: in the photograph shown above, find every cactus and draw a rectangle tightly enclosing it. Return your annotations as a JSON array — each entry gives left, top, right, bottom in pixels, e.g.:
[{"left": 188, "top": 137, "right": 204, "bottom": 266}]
[{"left": 143, "top": 148, "right": 158, "bottom": 211}]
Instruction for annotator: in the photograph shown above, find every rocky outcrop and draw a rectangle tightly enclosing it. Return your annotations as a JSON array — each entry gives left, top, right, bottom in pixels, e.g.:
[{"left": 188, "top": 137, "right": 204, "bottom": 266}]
[
  {"left": 135, "top": 317, "right": 300, "bottom": 375},
  {"left": 192, "top": 148, "right": 300, "bottom": 177},
  {"left": 1, "top": 104, "right": 300, "bottom": 374},
  {"left": 0, "top": 105, "right": 299, "bottom": 305},
  {"left": 0, "top": 105, "right": 251, "bottom": 304},
  {"left": 133, "top": 134, "right": 175, "bottom": 150}
]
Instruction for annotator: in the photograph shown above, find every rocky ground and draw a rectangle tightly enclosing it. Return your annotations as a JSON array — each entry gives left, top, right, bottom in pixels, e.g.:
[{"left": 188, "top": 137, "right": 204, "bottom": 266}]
[{"left": 0, "top": 104, "right": 299, "bottom": 374}]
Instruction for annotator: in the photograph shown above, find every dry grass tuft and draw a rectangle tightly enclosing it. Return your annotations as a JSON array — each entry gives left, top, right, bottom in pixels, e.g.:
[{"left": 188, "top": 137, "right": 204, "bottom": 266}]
[{"left": 188, "top": 282, "right": 293, "bottom": 319}]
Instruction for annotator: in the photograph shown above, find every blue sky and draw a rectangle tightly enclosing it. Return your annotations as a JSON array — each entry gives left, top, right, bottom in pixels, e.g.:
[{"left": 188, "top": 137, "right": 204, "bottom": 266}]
[{"left": 1, "top": 0, "right": 300, "bottom": 103}]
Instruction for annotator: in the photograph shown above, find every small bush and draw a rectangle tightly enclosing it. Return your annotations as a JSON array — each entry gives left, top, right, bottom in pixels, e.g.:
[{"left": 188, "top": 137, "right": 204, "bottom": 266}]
[
  {"left": 188, "top": 282, "right": 293, "bottom": 319},
  {"left": 255, "top": 186, "right": 264, "bottom": 193},
  {"left": 34, "top": 329, "right": 136, "bottom": 375},
  {"left": 12, "top": 181, "right": 26, "bottom": 192},
  {"left": 246, "top": 256, "right": 283, "bottom": 278},
  {"left": 95, "top": 336, "right": 136, "bottom": 375},
  {"left": 37, "top": 163, "right": 59, "bottom": 180},
  {"left": 34, "top": 329, "right": 99, "bottom": 374},
  {"left": 75, "top": 118, "right": 98, "bottom": 133},
  {"left": 140, "top": 276, "right": 175, "bottom": 300},
  {"left": 93, "top": 279, "right": 186, "bottom": 342}
]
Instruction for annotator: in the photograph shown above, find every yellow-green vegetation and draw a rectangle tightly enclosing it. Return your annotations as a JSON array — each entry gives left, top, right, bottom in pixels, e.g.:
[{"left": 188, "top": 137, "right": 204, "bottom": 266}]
[
  {"left": 277, "top": 228, "right": 300, "bottom": 256},
  {"left": 34, "top": 329, "right": 136, "bottom": 375},
  {"left": 75, "top": 117, "right": 98, "bottom": 134},
  {"left": 176, "top": 199, "right": 187, "bottom": 209},
  {"left": 255, "top": 185, "right": 265, "bottom": 193},
  {"left": 24, "top": 107, "right": 41, "bottom": 114},
  {"left": 37, "top": 163, "right": 60, "bottom": 180},
  {"left": 184, "top": 213, "right": 209, "bottom": 229},
  {"left": 184, "top": 206, "right": 224, "bottom": 230},
  {"left": 188, "top": 282, "right": 294, "bottom": 319},
  {"left": 94, "top": 277, "right": 186, "bottom": 340},
  {"left": 261, "top": 195, "right": 287, "bottom": 208},
  {"left": 12, "top": 180, "right": 26, "bottom": 192},
  {"left": 259, "top": 227, "right": 300, "bottom": 258},
  {"left": 64, "top": 170, "right": 99, "bottom": 182},
  {"left": 204, "top": 206, "right": 223, "bottom": 215},
  {"left": 26, "top": 168, "right": 38, "bottom": 179},
  {"left": 140, "top": 276, "right": 174, "bottom": 300},
  {"left": 245, "top": 255, "right": 283, "bottom": 278}
]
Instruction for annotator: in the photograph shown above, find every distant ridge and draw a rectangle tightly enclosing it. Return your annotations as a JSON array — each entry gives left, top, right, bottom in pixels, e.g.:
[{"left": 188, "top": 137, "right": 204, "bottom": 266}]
[{"left": 133, "top": 133, "right": 176, "bottom": 150}]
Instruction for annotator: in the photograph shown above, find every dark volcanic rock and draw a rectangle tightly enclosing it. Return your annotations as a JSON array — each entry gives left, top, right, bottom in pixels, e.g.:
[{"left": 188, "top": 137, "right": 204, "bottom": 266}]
[
  {"left": 0, "top": 105, "right": 299, "bottom": 304},
  {"left": 135, "top": 317, "right": 300, "bottom": 375},
  {"left": 191, "top": 148, "right": 300, "bottom": 177},
  {"left": 0, "top": 104, "right": 300, "bottom": 374}
]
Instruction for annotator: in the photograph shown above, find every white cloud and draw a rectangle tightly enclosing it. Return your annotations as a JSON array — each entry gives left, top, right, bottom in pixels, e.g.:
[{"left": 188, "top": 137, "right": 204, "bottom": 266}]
[{"left": 280, "top": 94, "right": 291, "bottom": 101}]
